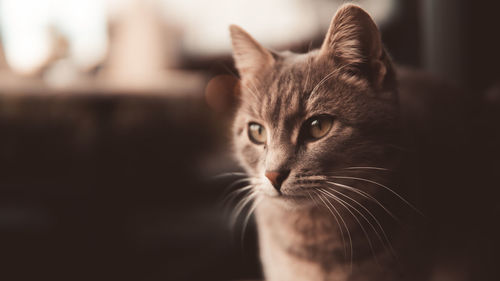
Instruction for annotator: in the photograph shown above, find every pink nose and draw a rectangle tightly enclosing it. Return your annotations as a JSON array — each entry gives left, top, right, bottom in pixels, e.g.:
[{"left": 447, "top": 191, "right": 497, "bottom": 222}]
[{"left": 265, "top": 170, "right": 290, "bottom": 192}]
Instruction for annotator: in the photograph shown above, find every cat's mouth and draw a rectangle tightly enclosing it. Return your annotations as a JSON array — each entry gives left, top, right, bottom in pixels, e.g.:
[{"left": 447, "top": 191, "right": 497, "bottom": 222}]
[
  {"left": 270, "top": 191, "right": 312, "bottom": 204},
  {"left": 265, "top": 193, "right": 315, "bottom": 208},
  {"left": 280, "top": 193, "right": 308, "bottom": 200},
  {"left": 259, "top": 181, "right": 314, "bottom": 204}
]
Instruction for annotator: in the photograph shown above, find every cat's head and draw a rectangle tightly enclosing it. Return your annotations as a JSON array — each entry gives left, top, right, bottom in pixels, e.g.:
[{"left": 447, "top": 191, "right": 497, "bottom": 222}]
[{"left": 230, "top": 4, "right": 399, "bottom": 207}]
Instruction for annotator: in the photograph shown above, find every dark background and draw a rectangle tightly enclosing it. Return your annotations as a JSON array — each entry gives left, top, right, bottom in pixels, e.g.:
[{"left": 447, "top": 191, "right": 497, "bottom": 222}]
[{"left": 1, "top": 1, "right": 500, "bottom": 281}]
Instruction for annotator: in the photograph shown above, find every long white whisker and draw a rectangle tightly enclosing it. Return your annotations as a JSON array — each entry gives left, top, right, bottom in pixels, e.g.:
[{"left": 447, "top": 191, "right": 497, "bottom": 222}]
[
  {"left": 240, "top": 195, "right": 263, "bottom": 243},
  {"left": 316, "top": 192, "right": 353, "bottom": 272},
  {"left": 343, "top": 167, "right": 390, "bottom": 171},
  {"left": 230, "top": 191, "right": 258, "bottom": 229},
  {"left": 326, "top": 181, "right": 400, "bottom": 223},
  {"left": 244, "top": 78, "right": 262, "bottom": 100},
  {"left": 222, "top": 184, "right": 255, "bottom": 206},
  {"left": 317, "top": 188, "right": 380, "bottom": 266},
  {"left": 309, "top": 64, "right": 349, "bottom": 100},
  {"left": 219, "top": 64, "right": 261, "bottom": 100},
  {"left": 303, "top": 54, "right": 313, "bottom": 92},
  {"left": 220, "top": 177, "right": 253, "bottom": 201},
  {"left": 211, "top": 172, "right": 247, "bottom": 180},
  {"left": 322, "top": 186, "right": 397, "bottom": 258},
  {"left": 225, "top": 177, "right": 252, "bottom": 191},
  {"left": 331, "top": 176, "right": 423, "bottom": 216},
  {"left": 308, "top": 190, "right": 348, "bottom": 263}
]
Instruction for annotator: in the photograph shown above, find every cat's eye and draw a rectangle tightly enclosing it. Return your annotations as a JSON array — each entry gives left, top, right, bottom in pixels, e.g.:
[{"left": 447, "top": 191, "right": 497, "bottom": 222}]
[
  {"left": 307, "top": 115, "right": 334, "bottom": 139},
  {"left": 248, "top": 122, "right": 267, "bottom": 144}
]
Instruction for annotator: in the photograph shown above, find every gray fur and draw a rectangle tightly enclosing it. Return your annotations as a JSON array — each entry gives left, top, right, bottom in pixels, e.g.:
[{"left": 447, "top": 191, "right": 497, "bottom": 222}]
[{"left": 230, "top": 4, "right": 413, "bottom": 281}]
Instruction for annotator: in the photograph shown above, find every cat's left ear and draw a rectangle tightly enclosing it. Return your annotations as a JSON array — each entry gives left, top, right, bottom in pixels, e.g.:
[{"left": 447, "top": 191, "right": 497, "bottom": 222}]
[
  {"left": 229, "top": 25, "right": 275, "bottom": 80},
  {"left": 320, "top": 4, "right": 395, "bottom": 93}
]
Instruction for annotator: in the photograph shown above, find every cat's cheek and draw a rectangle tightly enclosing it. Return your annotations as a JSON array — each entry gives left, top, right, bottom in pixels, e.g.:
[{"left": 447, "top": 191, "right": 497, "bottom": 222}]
[{"left": 235, "top": 142, "right": 264, "bottom": 173}]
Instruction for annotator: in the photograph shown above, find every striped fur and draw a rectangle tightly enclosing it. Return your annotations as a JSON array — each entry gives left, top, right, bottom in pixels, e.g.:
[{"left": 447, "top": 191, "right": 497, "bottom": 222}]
[{"left": 229, "top": 4, "right": 414, "bottom": 281}]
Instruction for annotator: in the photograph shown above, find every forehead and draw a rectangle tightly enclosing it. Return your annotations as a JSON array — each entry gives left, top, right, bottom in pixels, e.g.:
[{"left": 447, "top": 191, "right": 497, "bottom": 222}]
[
  {"left": 261, "top": 63, "right": 309, "bottom": 128},
  {"left": 240, "top": 52, "right": 348, "bottom": 127}
]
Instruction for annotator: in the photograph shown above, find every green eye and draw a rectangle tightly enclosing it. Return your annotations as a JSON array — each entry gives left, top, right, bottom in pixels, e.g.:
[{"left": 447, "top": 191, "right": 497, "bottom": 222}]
[
  {"left": 308, "top": 116, "right": 333, "bottom": 139},
  {"left": 248, "top": 122, "right": 267, "bottom": 144}
]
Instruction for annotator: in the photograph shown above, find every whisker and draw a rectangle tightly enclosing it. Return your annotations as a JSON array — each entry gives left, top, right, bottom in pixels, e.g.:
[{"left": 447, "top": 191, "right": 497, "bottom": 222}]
[
  {"left": 222, "top": 184, "right": 254, "bottom": 207},
  {"left": 303, "top": 53, "right": 313, "bottom": 92},
  {"left": 220, "top": 177, "right": 254, "bottom": 206},
  {"left": 321, "top": 185, "right": 397, "bottom": 258},
  {"left": 230, "top": 190, "right": 259, "bottom": 229},
  {"left": 326, "top": 181, "right": 400, "bottom": 223},
  {"left": 317, "top": 188, "right": 380, "bottom": 266},
  {"left": 211, "top": 172, "right": 247, "bottom": 180},
  {"left": 219, "top": 61, "right": 239, "bottom": 79},
  {"left": 343, "top": 167, "right": 390, "bottom": 171},
  {"left": 224, "top": 177, "right": 252, "bottom": 191},
  {"left": 309, "top": 64, "right": 349, "bottom": 101},
  {"left": 308, "top": 190, "right": 348, "bottom": 263},
  {"left": 240, "top": 195, "right": 263, "bottom": 244},
  {"left": 331, "top": 176, "right": 423, "bottom": 216},
  {"left": 242, "top": 76, "right": 262, "bottom": 101},
  {"left": 315, "top": 192, "right": 353, "bottom": 271},
  {"left": 218, "top": 62, "right": 261, "bottom": 100}
]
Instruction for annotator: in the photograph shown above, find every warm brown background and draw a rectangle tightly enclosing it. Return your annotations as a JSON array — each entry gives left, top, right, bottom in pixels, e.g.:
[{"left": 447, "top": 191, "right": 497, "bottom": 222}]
[{"left": 1, "top": 1, "right": 500, "bottom": 281}]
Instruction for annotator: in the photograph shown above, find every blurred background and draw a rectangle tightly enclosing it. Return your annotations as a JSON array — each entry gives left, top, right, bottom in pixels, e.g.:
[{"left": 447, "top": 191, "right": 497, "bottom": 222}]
[{"left": 0, "top": 0, "right": 499, "bottom": 280}]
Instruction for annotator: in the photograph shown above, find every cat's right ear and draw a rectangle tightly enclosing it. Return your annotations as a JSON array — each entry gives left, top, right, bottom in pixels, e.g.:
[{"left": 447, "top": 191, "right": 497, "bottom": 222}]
[
  {"left": 229, "top": 25, "right": 275, "bottom": 80},
  {"left": 319, "top": 4, "right": 396, "bottom": 93}
]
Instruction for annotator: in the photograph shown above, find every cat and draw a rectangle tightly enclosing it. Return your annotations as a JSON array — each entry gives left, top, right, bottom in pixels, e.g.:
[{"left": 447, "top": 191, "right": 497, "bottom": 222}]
[
  {"left": 228, "top": 4, "right": 416, "bottom": 281},
  {"left": 226, "top": 3, "right": 487, "bottom": 281}
]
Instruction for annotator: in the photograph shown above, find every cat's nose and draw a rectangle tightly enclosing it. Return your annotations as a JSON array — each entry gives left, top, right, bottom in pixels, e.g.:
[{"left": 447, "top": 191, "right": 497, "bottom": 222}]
[{"left": 265, "top": 170, "right": 290, "bottom": 192}]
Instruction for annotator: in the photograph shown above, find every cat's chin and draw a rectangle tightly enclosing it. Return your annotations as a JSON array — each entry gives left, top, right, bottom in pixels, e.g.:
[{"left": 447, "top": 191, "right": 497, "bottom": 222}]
[{"left": 263, "top": 193, "right": 315, "bottom": 209}]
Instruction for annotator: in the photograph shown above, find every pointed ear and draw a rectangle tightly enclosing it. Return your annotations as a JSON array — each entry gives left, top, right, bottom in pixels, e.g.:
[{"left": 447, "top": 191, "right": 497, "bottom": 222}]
[
  {"left": 320, "top": 4, "right": 395, "bottom": 92},
  {"left": 229, "top": 25, "right": 275, "bottom": 80}
]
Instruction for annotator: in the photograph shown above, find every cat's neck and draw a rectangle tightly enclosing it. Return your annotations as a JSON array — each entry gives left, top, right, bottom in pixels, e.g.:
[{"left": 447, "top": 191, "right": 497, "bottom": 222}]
[{"left": 254, "top": 196, "right": 403, "bottom": 281}]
